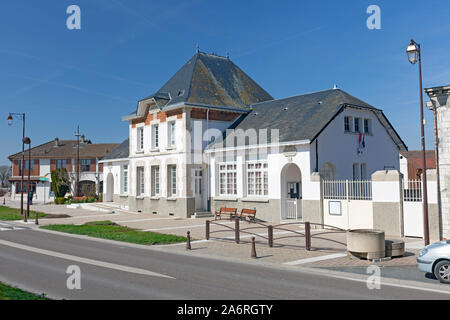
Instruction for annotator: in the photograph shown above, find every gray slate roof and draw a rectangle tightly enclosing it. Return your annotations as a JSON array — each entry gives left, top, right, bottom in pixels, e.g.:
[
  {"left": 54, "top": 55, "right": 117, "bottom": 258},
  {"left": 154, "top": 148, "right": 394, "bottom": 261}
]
[
  {"left": 210, "top": 89, "right": 407, "bottom": 151},
  {"left": 101, "top": 139, "right": 129, "bottom": 160},
  {"left": 130, "top": 51, "right": 273, "bottom": 117}
]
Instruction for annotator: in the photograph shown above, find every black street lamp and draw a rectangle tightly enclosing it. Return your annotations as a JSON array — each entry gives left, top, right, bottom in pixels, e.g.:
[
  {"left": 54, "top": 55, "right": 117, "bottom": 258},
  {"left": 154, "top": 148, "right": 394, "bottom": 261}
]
[
  {"left": 406, "top": 39, "right": 430, "bottom": 245},
  {"left": 7, "top": 113, "right": 26, "bottom": 217},
  {"left": 23, "top": 137, "right": 31, "bottom": 222}
]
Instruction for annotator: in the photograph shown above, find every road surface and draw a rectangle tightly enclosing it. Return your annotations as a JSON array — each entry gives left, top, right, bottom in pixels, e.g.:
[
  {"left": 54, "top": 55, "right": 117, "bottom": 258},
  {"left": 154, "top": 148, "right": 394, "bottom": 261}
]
[{"left": 0, "top": 223, "right": 448, "bottom": 300}]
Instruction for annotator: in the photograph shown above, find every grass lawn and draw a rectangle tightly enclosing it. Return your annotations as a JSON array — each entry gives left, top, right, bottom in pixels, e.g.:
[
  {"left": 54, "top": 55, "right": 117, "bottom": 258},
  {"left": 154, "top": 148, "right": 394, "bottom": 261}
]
[
  {"left": 41, "top": 220, "right": 187, "bottom": 245},
  {"left": 0, "top": 281, "right": 50, "bottom": 300},
  {"left": 0, "top": 206, "right": 46, "bottom": 221}
]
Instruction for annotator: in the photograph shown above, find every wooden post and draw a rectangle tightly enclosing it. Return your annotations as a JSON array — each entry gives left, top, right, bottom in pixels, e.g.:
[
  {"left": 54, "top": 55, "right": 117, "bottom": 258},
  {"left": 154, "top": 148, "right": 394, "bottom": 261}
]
[
  {"left": 305, "top": 221, "right": 311, "bottom": 251},
  {"left": 235, "top": 218, "right": 240, "bottom": 244},
  {"left": 268, "top": 225, "right": 273, "bottom": 247},
  {"left": 205, "top": 220, "right": 210, "bottom": 240}
]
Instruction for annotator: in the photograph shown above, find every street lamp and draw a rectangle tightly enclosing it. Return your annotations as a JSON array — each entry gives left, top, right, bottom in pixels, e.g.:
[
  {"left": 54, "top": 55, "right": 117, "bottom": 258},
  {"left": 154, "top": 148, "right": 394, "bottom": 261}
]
[
  {"left": 23, "top": 137, "right": 31, "bottom": 223},
  {"left": 7, "top": 112, "right": 26, "bottom": 217},
  {"left": 406, "top": 39, "right": 430, "bottom": 245}
]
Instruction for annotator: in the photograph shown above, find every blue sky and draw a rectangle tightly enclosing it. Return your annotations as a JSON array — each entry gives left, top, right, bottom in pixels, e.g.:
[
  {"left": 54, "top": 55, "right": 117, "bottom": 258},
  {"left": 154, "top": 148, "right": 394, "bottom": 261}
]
[{"left": 1, "top": 0, "right": 450, "bottom": 165}]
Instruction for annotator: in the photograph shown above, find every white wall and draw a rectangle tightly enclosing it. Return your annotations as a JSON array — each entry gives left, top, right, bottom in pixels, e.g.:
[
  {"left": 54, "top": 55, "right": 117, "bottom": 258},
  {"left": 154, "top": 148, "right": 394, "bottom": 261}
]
[{"left": 312, "top": 107, "right": 400, "bottom": 180}]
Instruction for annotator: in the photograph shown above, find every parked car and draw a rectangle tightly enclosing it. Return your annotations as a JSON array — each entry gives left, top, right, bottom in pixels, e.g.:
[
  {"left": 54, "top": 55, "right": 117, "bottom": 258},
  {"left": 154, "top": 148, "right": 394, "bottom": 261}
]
[{"left": 417, "top": 240, "right": 450, "bottom": 283}]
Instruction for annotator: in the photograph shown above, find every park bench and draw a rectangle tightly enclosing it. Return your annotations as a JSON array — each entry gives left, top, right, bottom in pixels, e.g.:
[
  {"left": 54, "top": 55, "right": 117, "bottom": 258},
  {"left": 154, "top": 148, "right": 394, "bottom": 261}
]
[
  {"left": 237, "top": 208, "right": 257, "bottom": 223},
  {"left": 214, "top": 207, "right": 237, "bottom": 220}
]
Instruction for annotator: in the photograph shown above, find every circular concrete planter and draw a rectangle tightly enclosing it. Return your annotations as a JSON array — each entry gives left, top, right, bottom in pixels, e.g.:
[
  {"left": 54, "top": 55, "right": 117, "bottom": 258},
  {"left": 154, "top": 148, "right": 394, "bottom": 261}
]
[
  {"left": 385, "top": 239, "right": 405, "bottom": 258},
  {"left": 347, "top": 229, "right": 386, "bottom": 260}
]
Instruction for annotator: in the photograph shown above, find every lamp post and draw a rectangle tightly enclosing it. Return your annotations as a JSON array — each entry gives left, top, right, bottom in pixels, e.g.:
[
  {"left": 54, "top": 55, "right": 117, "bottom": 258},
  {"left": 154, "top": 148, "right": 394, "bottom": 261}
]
[
  {"left": 23, "top": 137, "right": 31, "bottom": 221},
  {"left": 7, "top": 113, "right": 26, "bottom": 217},
  {"left": 406, "top": 39, "right": 430, "bottom": 245}
]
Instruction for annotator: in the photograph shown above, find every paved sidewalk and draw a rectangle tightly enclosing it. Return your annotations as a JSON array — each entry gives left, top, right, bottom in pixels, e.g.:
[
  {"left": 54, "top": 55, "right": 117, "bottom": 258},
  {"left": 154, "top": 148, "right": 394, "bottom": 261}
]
[{"left": 1, "top": 200, "right": 428, "bottom": 281}]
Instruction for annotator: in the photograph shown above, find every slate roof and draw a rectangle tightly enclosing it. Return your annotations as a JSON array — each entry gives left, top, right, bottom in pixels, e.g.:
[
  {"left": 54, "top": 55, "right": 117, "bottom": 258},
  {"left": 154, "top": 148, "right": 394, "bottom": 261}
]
[
  {"left": 8, "top": 139, "right": 119, "bottom": 160},
  {"left": 209, "top": 89, "right": 407, "bottom": 151},
  {"left": 101, "top": 139, "right": 129, "bottom": 161},
  {"left": 125, "top": 52, "right": 273, "bottom": 119}
]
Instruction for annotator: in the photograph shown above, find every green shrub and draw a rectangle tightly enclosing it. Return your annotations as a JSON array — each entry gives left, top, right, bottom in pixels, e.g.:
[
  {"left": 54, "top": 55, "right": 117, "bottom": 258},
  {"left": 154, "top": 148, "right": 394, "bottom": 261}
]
[{"left": 54, "top": 197, "right": 66, "bottom": 205}]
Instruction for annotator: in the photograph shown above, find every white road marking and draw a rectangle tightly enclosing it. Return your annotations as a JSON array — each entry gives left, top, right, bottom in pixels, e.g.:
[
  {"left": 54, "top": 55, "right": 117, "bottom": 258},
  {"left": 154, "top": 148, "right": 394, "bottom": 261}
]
[
  {"left": 0, "top": 222, "right": 26, "bottom": 231},
  {"left": 284, "top": 253, "right": 348, "bottom": 265},
  {"left": 0, "top": 239, "right": 175, "bottom": 280}
]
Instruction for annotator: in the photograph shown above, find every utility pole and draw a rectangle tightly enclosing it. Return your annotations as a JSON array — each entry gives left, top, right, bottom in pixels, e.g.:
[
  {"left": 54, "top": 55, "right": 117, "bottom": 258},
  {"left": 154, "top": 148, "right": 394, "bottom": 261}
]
[{"left": 74, "top": 126, "right": 81, "bottom": 197}]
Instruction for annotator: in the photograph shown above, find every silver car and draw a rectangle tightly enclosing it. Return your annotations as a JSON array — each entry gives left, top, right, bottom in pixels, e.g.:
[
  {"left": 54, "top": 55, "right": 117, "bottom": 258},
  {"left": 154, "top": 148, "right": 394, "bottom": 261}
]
[{"left": 417, "top": 240, "right": 450, "bottom": 284}]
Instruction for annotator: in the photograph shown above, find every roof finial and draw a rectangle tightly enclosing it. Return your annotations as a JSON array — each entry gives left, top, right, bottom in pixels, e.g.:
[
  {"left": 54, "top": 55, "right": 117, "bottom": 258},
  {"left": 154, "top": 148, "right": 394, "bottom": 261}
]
[
  {"left": 226, "top": 50, "right": 230, "bottom": 59},
  {"left": 196, "top": 43, "right": 200, "bottom": 53},
  {"left": 333, "top": 84, "right": 338, "bottom": 90}
]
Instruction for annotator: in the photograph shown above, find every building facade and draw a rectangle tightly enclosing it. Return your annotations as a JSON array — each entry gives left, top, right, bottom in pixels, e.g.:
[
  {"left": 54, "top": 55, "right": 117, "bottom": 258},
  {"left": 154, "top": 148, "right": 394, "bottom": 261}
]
[
  {"left": 8, "top": 138, "right": 118, "bottom": 203},
  {"left": 102, "top": 51, "right": 408, "bottom": 223}
]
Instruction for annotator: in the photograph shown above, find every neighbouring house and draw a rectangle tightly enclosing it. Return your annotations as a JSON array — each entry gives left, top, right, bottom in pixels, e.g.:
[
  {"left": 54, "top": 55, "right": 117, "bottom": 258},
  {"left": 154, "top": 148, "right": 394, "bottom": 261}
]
[
  {"left": 8, "top": 137, "right": 119, "bottom": 203},
  {"left": 426, "top": 85, "right": 450, "bottom": 240},
  {"left": 400, "top": 150, "right": 436, "bottom": 181},
  {"left": 102, "top": 51, "right": 408, "bottom": 224}
]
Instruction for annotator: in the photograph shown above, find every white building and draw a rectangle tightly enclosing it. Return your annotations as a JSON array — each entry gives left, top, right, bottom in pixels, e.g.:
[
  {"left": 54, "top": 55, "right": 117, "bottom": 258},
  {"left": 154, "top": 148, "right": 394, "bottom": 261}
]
[{"left": 102, "top": 51, "right": 410, "bottom": 225}]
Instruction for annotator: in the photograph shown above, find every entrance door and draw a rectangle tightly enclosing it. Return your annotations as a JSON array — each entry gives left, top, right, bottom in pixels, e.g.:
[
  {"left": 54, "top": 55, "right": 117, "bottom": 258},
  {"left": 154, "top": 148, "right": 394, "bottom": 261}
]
[
  {"left": 194, "top": 169, "right": 203, "bottom": 210},
  {"left": 286, "top": 182, "right": 299, "bottom": 219}
]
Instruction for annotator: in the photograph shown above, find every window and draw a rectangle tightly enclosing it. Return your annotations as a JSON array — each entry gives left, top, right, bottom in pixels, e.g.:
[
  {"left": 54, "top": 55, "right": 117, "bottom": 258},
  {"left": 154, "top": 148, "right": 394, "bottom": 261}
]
[
  {"left": 137, "top": 167, "right": 145, "bottom": 196},
  {"left": 247, "top": 161, "right": 268, "bottom": 196},
  {"left": 81, "top": 159, "right": 91, "bottom": 172},
  {"left": 151, "top": 166, "right": 160, "bottom": 196},
  {"left": 19, "top": 160, "right": 34, "bottom": 175},
  {"left": 168, "top": 121, "right": 176, "bottom": 147},
  {"left": 168, "top": 165, "right": 177, "bottom": 197},
  {"left": 122, "top": 165, "right": 128, "bottom": 194},
  {"left": 364, "top": 119, "right": 371, "bottom": 134},
  {"left": 354, "top": 118, "right": 361, "bottom": 133},
  {"left": 352, "top": 163, "right": 360, "bottom": 180},
  {"left": 137, "top": 127, "right": 144, "bottom": 151},
  {"left": 344, "top": 117, "right": 351, "bottom": 132},
  {"left": 152, "top": 124, "right": 159, "bottom": 149},
  {"left": 56, "top": 159, "right": 66, "bottom": 169},
  {"left": 360, "top": 163, "right": 367, "bottom": 180},
  {"left": 219, "top": 163, "right": 237, "bottom": 196}
]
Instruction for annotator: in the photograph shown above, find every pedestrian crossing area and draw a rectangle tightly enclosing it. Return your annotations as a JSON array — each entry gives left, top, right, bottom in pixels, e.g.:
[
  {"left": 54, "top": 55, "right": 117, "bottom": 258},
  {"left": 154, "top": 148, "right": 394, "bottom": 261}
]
[{"left": 0, "top": 222, "right": 27, "bottom": 231}]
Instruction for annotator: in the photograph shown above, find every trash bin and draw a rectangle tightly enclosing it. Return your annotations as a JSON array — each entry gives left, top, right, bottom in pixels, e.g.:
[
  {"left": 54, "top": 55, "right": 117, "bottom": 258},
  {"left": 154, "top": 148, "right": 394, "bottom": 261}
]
[{"left": 29, "top": 191, "right": 33, "bottom": 205}]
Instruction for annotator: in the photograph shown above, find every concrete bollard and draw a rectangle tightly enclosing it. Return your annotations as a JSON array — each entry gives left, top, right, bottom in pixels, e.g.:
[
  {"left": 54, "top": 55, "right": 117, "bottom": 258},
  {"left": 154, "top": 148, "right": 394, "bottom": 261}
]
[
  {"left": 186, "top": 231, "right": 191, "bottom": 250},
  {"left": 251, "top": 237, "right": 257, "bottom": 258}
]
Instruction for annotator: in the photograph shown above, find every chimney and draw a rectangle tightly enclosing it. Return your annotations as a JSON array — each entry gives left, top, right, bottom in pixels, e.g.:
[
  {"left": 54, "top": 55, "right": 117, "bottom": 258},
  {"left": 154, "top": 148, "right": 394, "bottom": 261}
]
[{"left": 54, "top": 137, "right": 60, "bottom": 147}]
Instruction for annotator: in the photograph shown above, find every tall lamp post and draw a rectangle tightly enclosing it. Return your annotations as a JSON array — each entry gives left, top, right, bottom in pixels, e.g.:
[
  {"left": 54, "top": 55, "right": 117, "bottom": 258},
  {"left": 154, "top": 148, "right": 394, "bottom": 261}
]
[
  {"left": 23, "top": 137, "right": 31, "bottom": 222},
  {"left": 7, "top": 113, "right": 26, "bottom": 216},
  {"left": 406, "top": 39, "right": 430, "bottom": 245}
]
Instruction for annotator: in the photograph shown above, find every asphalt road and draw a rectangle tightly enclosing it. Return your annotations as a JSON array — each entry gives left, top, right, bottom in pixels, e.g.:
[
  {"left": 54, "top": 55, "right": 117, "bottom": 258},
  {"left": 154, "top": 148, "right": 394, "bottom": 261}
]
[{"left": 0, "top": 225, "right": 448, "bottom": 300}]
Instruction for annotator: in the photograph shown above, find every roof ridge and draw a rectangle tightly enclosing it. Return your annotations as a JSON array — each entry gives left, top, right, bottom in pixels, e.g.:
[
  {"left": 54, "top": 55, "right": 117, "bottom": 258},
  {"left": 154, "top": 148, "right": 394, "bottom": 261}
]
[{"left": 250, "top": 88, "right": 339, "bottom": 107}]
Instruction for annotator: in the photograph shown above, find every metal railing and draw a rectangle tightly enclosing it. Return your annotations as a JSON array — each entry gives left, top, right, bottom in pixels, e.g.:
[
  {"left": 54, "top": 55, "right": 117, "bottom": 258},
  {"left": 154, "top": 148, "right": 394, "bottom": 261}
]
[
  {"left": 323, "top": 180, "right": 372, "bottom": 200},
  {"left": 206, "top": 219, "right": 347, "bottom": 251},
  {"left": 404, "top": 179, "right": 422, "bottom": 202}
]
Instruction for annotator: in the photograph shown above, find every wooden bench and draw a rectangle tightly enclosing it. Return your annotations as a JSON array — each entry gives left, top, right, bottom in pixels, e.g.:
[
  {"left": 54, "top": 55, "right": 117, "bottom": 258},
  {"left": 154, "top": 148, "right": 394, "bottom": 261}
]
[
  {"left": 237, "top": 208, "right": 257, "bottom": 223},
  {"left": 214, "top": 207, "right": 237, "bottom": 220}
]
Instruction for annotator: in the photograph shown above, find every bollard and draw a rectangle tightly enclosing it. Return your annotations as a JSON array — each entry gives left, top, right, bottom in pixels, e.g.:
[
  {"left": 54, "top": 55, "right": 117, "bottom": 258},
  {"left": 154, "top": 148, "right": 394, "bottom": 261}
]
[
  {"left": 268, "top": 225, "right": 273, "bottom": 247},
  {"left": 235, "top": 218, "right": 240, "bottom": 244},
  {"left": 35, "top": 212, "right": 39, "bottom": 225},
  {"left": 2, "top": 198, "right": 5, "bottom": 205},
  {"left": 186, "top": 231, "right": 191, "bottom": 250},
  {"left": 305, "top": 221, "right": 311, "bottom": 251},
  {"left": 205, "top": 220, "right": 210, "bottom": 240},
  {"left": 251, "top": 237, "right": 257, "bottom": 258}
]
